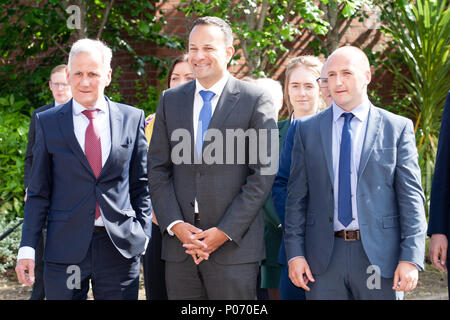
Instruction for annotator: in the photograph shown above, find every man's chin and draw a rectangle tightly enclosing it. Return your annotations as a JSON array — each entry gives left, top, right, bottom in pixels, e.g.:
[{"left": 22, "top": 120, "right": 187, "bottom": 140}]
[{"left": 75, "top": 98, "right": 96, "bottom": 108}]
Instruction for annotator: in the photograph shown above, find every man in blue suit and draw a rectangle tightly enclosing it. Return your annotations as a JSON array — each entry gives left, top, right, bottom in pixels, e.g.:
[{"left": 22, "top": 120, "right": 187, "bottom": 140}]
[
  {"left": 285, "top": 46, "right": 427, "bottom": 299},
  {"left": 15, "top": 38, "right": 151, "bottom": 300},
  {"left": 428, "top": 90, "right": 450, "bottom": 295}
]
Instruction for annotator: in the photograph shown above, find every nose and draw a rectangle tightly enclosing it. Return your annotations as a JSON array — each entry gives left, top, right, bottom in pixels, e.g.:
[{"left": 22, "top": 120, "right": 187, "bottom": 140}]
[
  {"left": 335, "top": 73, "right": 343, "bottom": 85},
  {"left": 298, "top": 86, "right": 306, "bottom": 95},
  {"left": 80, "top": 75, "right": 89, "bottom": 86},
  {"left": 193, "top": 49, "right": 206, "bottom": 60}
]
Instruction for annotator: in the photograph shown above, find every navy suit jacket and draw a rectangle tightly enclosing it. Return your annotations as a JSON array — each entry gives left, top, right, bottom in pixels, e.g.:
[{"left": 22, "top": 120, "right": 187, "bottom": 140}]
[
  {"left": 24, "top": 102, "right": 55, "bottom": 187},
  {"left": 20, "top": 98, "right": 152, "bottom": 264},
  {"left": 272, "top": 118, "right": 300, "bottom": 265},
  {"left": 428, "top": 91, "right": 450, "bottom": 240}
]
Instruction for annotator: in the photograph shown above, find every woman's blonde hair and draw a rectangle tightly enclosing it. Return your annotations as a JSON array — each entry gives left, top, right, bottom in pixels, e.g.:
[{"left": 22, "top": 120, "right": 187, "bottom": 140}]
[{"left": 283, "top": 56, "right": 325, "bottom": 115}]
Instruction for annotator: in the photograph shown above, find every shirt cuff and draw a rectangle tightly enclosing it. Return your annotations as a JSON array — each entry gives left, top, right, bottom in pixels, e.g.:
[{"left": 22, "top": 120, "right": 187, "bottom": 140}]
[
  {"left": 17, "top": 246, "right": 35, "bottom": 261},
  {"left": 221, "top": 230, "right": 232, "bottom": 241},
  {"left": 167, "top": 220, "right": 184, "bottom": 236},
  {"left": 399, "top": 261, "right": 422, "bottom": 271},
  {"left": 287, "top": 256, "right": 305, "bottom": 265}
]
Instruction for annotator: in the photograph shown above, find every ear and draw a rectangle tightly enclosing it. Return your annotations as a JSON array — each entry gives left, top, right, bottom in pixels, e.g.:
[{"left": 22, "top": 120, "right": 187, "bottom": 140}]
[
  {"left": 49, "top": 80, "right": 52, "bottom": 90},
  {"left": 105, "top": 68, "right": 112, "bottom": 86},
  {"left": 225, "top": 45, "right": 235, "bottom": 64},
  {"left": 365, "top": 69, "right": 372, "bottom": 86}
]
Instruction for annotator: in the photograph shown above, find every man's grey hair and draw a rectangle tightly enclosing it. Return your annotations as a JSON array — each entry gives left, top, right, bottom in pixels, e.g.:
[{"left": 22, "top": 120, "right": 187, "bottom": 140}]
[
  {"left": 254, "top": 78, "right": 283, "bottom": 119},
  {"left": 68, "top": 38, "right": 112, "bottom": 71}
]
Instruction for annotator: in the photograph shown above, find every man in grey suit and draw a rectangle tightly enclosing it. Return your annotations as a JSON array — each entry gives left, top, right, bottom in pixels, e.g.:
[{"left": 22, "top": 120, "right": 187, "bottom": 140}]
[
  {"left": 285, "top": 46, "right": 427, "bottom": 299},
  {"left": 148, "top": 16, "right": 277, "bottom": 299}
]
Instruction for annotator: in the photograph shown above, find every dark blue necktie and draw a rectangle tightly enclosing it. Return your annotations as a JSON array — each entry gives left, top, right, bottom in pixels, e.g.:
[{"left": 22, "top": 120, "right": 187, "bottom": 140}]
[
  {"left": 196, "top": 90, "right": 215, "bottom": 158},
  {"left": 338, "top": 112, "right": 354, "bottom": 227}
]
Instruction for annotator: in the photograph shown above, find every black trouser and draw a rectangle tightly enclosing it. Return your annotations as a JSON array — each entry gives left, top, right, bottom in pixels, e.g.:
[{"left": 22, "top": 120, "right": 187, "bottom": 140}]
[{"left": 142, "top": 222, "right": 168, "bottom": 300}]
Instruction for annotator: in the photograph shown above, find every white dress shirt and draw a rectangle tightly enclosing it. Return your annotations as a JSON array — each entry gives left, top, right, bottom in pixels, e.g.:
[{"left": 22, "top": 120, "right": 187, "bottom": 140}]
[
  {"left": 167, "top": 72, "right": 230, "bottom": 236},
  {"left": 18, "top": 97, "right": 112, "bottom": 261},
  {"left": 332, "top": 98, "right": 370, "bottom": 231}
]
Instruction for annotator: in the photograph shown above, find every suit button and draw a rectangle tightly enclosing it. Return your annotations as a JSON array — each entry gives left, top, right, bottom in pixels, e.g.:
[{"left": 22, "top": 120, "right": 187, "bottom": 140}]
[
  {"left": 91, "top": 210, "right": 95, "bottom": 215},
  {"left": 328, "top": 217, "right": 333, "bottom": 223},
  {"left": 331, "top": 188, "right": 334, "bottom": 194}
]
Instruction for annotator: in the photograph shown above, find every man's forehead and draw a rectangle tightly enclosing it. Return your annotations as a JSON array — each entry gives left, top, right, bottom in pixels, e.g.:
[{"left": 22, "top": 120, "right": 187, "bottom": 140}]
[
  {"left": 327, "top": 55, "right": 360, "bottom": 71},
  {"left": 70, "top": 51, "right": 104, "bottom": 66},
  {"left": 51, "top": 71, "right": 67, "bottom": 80}
]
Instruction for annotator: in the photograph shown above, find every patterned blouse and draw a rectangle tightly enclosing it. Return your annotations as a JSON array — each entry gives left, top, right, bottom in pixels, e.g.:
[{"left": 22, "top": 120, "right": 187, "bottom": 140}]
[{"left": 144, "top": 113, "right": 156, "bottom": 148}]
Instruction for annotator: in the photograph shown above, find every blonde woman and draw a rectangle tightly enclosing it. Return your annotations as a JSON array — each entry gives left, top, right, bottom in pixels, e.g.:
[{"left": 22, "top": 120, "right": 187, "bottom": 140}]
[{"left": 272, "top": 56, "right": 324, "bottom": 300}]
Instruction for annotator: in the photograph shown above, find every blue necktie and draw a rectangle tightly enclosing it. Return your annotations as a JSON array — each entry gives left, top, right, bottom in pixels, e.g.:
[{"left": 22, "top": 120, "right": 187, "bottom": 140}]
[
  {"left": 196, "top": 90, "right": 215, "bottom": 158},
  {"left": 338, "top": 112, "right": 354, "bottom": 227}
]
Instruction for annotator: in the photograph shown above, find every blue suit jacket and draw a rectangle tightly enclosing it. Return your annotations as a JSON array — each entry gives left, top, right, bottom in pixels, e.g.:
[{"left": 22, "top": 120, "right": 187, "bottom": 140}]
[
  {"left": 428, "top": 91, "right": 450, "bottom": 239},
  {"left": 284, "top": 104, "right": 427, "bottom": 278},
  {"left": 20, "top": 98, "right": 152, "bottom": 264},
  {"left": 272, "top": 117, "right": 301, "bottom": 265}
]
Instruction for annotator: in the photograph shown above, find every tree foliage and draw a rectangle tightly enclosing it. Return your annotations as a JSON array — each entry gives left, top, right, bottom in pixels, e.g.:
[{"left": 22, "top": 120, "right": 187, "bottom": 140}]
[
  {"left": 377, "top": 0, "right": 450, "bottom": 210},
  {"left": 312, "top": 0, "right": 376, "bottom": 56},
  {"left": 180, "top": 0, "right": 329, "bottom": 76},
  {"left": 0, "top": 0, "right": 183, "bottom": 110},
  {"left": 179, "top": 0, "right": 376, "bottom": 76}
]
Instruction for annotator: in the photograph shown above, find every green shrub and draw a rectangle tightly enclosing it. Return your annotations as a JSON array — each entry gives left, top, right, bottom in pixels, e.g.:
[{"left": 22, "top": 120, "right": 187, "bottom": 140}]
[
  {"left": 0, "top": 216, "right": 22, "bottom": 273},
  {"left": 0, "top": 95, "right": 29, "bottom": 222},
  {"left": 134, "top": 79, "right": 163, "bottom": 116}
]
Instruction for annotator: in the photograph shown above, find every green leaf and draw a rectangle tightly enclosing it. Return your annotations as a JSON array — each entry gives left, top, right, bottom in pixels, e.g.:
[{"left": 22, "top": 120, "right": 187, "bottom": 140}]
[{"left": 138, "top": 21, "right": 150, "bottom": 34}]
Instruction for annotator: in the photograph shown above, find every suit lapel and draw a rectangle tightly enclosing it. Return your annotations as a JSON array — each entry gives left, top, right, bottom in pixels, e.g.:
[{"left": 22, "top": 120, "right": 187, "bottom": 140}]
[
  {"left": 99, "top": 98, "right": 121, "bottom": 178},
  {"left": 358, "top": 105, "right": 381, "bottom": 179},
  {"left": 181, "top": 82, "right": 196, "bottom": 163},
  {"left": 319, "top": 108, "right": 334, "bottom": 185},
  {"left": 182, "top": 81, "right": 195, "bottom": 136},
  {"left": 208, "top": 76, "right": 240, "bottom": 129},
  {"left": 58, "top": 100, "right": 94, "bottom": 177}
]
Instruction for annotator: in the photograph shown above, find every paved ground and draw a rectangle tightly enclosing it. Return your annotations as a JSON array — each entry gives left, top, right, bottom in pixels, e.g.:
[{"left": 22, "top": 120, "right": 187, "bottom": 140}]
[{"left": 1, "top": 264, "right": 447, "bottom": 300}]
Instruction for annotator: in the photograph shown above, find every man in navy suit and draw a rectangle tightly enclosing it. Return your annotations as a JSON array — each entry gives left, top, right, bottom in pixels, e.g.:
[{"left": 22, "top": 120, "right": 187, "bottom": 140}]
[
  {"left": 15, "top": 38, "right": 151, "bottom": 300},
  {"left": 24, "top": 64, "right": 72, "bottom": 300},
  {"left": 428, "top": 90, "right": 450, "bottom": 295}
]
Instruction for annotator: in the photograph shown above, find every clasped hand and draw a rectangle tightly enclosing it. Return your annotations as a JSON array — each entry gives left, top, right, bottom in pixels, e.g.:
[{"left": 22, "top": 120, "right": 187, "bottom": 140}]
[{"left": 172, "top": 222, "right": 228, "bottom": 264}]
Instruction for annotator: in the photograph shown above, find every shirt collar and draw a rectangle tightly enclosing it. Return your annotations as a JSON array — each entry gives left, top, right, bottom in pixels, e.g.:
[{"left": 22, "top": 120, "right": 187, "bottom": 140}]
[
  {"left": 72, "top": 96, "right": 108, "bottom": 116},
  {"left": 332, "top": 97, "right": 371, "bottom": 123},
  {"left": 195, "top": 71, "right": 230, "bottom": 99}
]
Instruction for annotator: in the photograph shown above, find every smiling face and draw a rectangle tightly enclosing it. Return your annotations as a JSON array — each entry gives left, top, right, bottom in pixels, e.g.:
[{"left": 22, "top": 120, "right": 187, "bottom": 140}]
[
  {"left": 188, "top": 24, "right": 234, "bottom": 89},
  {"left": 169, "top": 61, "right": 195, "bottom": 88},
  {"left": 67, "top": 51, "right": 112, "bottom": 108},
  {"left": 326, "top": 49, "right": 371, "bottom": 111},
  {"left": 287, "top": 65, "right": 321, "bottom": 118}
]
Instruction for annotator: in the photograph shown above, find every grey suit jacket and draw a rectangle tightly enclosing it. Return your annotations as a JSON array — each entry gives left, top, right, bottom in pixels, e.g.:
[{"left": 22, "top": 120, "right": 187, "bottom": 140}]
[
  {"left": 148, "top": 76, "right": 277, "bottom": 265},
  {"left": 285, "top": 104, "right": 427, "bottom": 278}
]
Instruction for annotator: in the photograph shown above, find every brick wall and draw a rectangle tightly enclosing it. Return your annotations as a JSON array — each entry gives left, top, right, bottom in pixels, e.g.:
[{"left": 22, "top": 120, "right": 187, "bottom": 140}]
[
  {"left": 19, "top": 1, "right": 392, "bottom": 105},
  {"left": 147, "top": 1, "right": 391, "bottom": 93}
]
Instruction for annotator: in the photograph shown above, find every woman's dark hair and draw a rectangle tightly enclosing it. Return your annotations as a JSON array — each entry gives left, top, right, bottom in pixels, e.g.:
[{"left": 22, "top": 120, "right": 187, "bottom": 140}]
[{"left": 167, "top": 54, "right": 189, "bottom": 88}]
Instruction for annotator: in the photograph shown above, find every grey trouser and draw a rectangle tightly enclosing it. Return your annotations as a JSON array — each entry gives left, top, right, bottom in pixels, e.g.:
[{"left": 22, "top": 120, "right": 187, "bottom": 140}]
[{"left": 306, "top": 237, "right": 404, "bottom": 300}]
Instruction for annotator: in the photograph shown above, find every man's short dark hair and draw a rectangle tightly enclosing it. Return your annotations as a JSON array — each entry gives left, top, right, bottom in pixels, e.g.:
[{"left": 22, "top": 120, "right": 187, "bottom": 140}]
[{"left": 190, "top": 16, "right": 234, "bottom": 46}]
